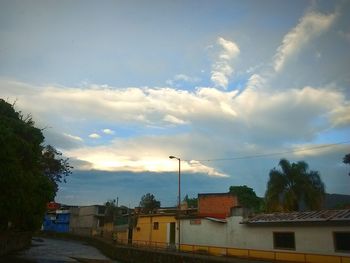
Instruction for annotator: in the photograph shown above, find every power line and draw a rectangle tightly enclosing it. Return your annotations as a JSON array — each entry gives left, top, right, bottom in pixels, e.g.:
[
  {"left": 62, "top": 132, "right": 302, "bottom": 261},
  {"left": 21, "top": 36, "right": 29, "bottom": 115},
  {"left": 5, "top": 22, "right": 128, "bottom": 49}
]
[{"left": 186, "top": 140, "right": 350, "bottom": 162}]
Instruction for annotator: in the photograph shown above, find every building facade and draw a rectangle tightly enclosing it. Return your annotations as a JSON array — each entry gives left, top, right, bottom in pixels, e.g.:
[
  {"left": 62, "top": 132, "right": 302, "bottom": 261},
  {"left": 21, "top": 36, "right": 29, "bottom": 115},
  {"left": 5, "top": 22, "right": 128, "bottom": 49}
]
[
  {"left": 180, "top": 209, "right": 350, "bottom": 259},
  {"left": 69, "top": 205, "right": 105, "bottom": 236},
  {"left": 198, "top": 193, "right": 238, "bottom": 218},
  {"left": 132, "top": 213, "right": 177, "bottom": 248}
]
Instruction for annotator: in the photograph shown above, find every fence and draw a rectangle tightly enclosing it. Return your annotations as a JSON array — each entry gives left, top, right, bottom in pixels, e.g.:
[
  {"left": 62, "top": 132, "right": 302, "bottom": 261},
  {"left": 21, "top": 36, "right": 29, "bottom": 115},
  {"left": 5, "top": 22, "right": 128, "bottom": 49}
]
[{"left": 113, "top": 238, "right": 350, "bottom": 263}]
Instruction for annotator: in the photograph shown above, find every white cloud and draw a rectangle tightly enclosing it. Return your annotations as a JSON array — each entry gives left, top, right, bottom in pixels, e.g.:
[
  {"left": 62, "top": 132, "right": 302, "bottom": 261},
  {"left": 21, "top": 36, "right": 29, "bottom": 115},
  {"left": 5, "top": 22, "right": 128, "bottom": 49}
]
[
  {"left": 211, "top": 37, "right": 240, "bottom": 89},
  {"left": 67, "top": 136, "right": 227, "bottom": 177},
  {"left": 89, "top": 133, "right": 101, "bottom": 139},
  {"left": 330, "top": 104, "right": 350, "bottom": 127},
  {"left": 1, "top": 79, "right": 349, "bottom": 178},
  {"left": 102, "top": 128, "right": 115, "bottom": 135},
  {"left": 63, "top": 133, "right": 84, "bottom": 142},
  {"left": 166, "top": 74, "right": 200, "bottom": 86},
  {"left": 292, "top": 143, "right": 349, "bottom": 158},
  {"left": 274, "top": 11, "right": 336, "bottom": 72},
  {"left": 163, "top": 114, "right": 188, "bottom": 125}
]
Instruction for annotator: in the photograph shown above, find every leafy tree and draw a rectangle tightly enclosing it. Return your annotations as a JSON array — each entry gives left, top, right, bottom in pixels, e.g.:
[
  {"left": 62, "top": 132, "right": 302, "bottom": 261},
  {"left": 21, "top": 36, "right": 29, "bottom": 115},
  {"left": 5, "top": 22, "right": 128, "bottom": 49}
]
[
  {"left": 0, "top": 99, "right": 71, "bottom": 231},
  {"left": 139, "top": 193, "right": 160, "bottom": 213},
  {"left": 42, "top": 145, "right": 72, "bottom": 192},
  {"left": 229, "top": 185, "right": 263, "bottom": 212},
  {"left": 265, "top": 159, "right": 325, "bottom": 212},
  {"left": 343, "top": 153, "right": 350, "bottom": 176},
  {"left": 104, "top": 199, "right": 118, "bottom": 223},
  {"left": 183, "top": 195, "right": 198, "bottom": 208}
]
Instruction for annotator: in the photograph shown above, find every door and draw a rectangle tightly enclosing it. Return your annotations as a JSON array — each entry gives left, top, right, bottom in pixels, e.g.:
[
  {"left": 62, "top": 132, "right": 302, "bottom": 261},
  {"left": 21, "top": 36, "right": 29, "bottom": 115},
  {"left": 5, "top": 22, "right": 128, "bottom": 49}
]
[{"left": 169, "top": 222, "right": 176, "bottom": 245}]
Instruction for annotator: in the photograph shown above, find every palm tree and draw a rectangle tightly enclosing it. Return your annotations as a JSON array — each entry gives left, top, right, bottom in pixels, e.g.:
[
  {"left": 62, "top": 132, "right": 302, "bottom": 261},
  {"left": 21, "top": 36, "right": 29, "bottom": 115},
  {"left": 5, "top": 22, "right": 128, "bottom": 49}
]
[{"left": 265, "top": 159, "right": 325, "bottom": 212}]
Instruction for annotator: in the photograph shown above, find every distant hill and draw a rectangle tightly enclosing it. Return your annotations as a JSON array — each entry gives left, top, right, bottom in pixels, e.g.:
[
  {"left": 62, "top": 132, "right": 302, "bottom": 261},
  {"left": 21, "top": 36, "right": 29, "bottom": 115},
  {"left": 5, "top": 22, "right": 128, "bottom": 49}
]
[{"left": 323, "top": 193, "right": 350, "bottom": 209}]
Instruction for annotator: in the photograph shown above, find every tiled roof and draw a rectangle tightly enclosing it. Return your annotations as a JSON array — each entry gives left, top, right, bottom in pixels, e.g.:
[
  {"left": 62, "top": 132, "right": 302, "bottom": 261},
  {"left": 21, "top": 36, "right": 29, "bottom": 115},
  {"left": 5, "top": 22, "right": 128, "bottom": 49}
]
[{"left": 243, "top": 209, "right": 350, "bottom": 224}]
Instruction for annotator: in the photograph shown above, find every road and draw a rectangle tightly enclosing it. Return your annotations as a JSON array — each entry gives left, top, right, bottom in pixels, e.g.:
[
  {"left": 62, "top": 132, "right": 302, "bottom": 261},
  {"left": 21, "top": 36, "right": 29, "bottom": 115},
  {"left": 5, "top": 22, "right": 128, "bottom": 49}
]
[
  {"left": 1, "top": 237, "right": 118, "bottom": 263},
  {"left": 1, "top": 237, "right": 278, "bottom": 263}
]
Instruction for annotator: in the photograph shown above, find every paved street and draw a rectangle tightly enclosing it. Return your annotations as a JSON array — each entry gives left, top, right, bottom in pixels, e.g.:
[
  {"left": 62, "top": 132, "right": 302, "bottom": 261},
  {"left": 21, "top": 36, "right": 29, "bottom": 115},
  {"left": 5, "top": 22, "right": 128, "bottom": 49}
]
[
  {"left": 1, "top": 236, "right": 279, "bottom": 263},
  {"left": 1, "top": 237, "right": 118, "bottom": 263}
]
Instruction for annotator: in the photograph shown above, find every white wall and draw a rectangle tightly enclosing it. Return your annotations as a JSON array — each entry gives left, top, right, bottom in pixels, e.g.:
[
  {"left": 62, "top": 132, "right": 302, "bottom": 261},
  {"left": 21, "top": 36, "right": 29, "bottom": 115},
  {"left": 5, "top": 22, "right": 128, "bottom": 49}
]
[
  {"left": 181, "top": 216, "right": 350, "bottom": 256},
  {"left": 181, "top": 219, "right": 227, "bottom": 247}
]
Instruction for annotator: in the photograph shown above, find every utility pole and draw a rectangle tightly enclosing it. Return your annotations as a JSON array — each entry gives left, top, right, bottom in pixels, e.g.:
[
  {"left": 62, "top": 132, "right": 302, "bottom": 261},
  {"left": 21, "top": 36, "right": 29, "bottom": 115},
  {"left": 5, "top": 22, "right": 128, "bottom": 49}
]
[{"left": 169, "top": 155, "right": 181, "bottom": 251}]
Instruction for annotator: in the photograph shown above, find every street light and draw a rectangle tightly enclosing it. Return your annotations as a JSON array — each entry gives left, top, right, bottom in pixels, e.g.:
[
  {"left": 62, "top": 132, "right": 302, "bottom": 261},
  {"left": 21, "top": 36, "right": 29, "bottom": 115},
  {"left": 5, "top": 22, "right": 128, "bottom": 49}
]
[{"left": 169, "top": 155, "right": 181, "bottom": 251}]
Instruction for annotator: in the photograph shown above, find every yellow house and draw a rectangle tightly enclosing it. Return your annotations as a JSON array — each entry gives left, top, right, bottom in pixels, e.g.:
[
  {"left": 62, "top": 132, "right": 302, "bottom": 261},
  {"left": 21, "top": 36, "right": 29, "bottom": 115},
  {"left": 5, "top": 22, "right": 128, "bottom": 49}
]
[{"left": 132, "top": 213, "right": 177, "bottom": 248}]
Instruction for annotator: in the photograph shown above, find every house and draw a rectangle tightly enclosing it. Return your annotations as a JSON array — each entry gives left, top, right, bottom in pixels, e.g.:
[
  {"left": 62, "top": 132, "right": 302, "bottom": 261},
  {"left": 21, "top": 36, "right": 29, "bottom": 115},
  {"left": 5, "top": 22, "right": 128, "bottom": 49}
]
[
  {"left": 102, "top": 206, "right": 133, "bottom": 243},
  {"left": 69, "top": 205, "right": 105, "bottom": 236},
  {"left": 42, "top": 209, "right": 70, "bottom": 233},
  {"left": 180, "top": 208, "right": 350, "bottom": 262},
  {"left": 132, "top": 212, "right": 177, "bottom": 248},
  {"left": 198, "top": 192, "right": 238, "bottom": 219},
  {"left": 42, "top": 202, "right": 70, "bottom": 233}
]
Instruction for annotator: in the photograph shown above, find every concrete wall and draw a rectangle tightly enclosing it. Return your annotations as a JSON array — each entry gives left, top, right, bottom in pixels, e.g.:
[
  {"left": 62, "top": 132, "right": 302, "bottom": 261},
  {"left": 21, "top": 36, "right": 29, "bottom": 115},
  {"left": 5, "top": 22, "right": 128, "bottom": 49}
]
[
  {"left": 198, "top": 194, "right": 238, "bottom": 218},
  {"left": 227, "top": 216, "right": 350, "bottom": 255},
  {"left": 181, "top": 215, "right": 350, "bottom": 256},
  {"left": 69, "top": 206, "right": 103, "bottom": 236},
  {"left": 133, "top": 215, "right": 177, "bottom": 245},
  {"left": 0, "top": 232, "right": 31, "bottom": 256},
  {"left": 181, "top": 219, "right": 227, "bottom": 247}
]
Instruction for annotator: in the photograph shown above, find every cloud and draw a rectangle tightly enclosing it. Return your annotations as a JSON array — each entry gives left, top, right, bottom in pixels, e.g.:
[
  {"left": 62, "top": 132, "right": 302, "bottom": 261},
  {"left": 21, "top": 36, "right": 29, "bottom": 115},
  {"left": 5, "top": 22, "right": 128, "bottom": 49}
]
[
  {"left": 211, "top": 37, "right": 240, "bottom": 89},
  {"left": 89, "top": 133, "right": 101, "bottom": 139},
  {"left": 338, "top": 30, "right": 350, "bottom": 42},
  {"left": 163, "top": 114, "right": 188, "bottom": 125},
  {"left": 63, "top": 133, "right": 84, "bottom": 142},
  {"left": 330, "top": 104, "right": 350, "bottom": 127},
  {"left": 43, "top": 129, "right": 84, "bottom": 150},
  {"left": 102, "top": 128, "right": 115, "bottom": 135},
  {"left": 67, "top": 136, "right": 227, "bottom": 177},
  {"left": 166, "top": 74, "right": 200, "bottom": 86},
  {"left": 1, "top": 79, "right": 349, "bottom": 180},
  {"left": 274, "top": 11, "right": 337, "bottom": 72}
]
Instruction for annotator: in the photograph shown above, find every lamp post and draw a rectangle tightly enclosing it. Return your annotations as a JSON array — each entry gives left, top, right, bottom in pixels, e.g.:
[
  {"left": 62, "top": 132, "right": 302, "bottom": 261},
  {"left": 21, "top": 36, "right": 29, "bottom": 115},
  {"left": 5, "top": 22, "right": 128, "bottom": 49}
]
[{"left": 169, "top": 155, "right": 181, "bottom": 251}]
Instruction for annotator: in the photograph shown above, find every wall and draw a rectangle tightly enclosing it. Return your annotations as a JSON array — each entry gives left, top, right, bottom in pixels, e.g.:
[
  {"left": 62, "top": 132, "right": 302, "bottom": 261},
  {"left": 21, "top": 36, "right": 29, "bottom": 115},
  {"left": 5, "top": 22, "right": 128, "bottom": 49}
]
[
  {"left": 181, "top": 218, "right": 227, "bottom": 247},
  {"left": 0, "top": 232, "right": 32, "bottom": 256},
  {"left": 181, "top": 215, "right": 350, "bottom": 256},
  {"left": 198, "top": 193, "right": 238, "bottom": 218},
  {"left": 227, "top": 216, "right": 350, "bottom": 255},
  {"left": 133, "top": 215, "right": 177, "bottom": 245},
  {"left": 69, "top": 206, "right": 101, "bottom": 236}
]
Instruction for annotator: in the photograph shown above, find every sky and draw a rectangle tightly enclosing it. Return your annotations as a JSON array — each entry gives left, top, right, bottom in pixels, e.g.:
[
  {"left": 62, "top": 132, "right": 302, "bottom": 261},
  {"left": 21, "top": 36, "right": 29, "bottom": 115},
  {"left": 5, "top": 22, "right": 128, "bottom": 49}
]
[{"left": 0, "top": 0, "right": 349, "bottom": 207}]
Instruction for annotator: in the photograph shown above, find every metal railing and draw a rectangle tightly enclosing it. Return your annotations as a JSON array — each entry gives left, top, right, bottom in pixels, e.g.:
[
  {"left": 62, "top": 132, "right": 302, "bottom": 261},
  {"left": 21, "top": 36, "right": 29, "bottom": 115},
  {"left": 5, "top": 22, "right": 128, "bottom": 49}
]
[{"left": 111, "top": 238, "right": 350, "bottom": 263}]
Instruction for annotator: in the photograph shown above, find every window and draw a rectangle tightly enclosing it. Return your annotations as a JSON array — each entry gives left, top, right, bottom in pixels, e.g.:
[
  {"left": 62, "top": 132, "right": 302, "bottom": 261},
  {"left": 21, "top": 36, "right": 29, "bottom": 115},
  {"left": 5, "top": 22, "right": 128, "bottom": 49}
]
[
  {"left": 273, "top": 232, "right": 295, "bottom": 250},
  {"left": 334, "top": 232, "right": 350, "bottom": 253},
  {"left": 153, "top": 222, "right": 159, "bottom": 230}
]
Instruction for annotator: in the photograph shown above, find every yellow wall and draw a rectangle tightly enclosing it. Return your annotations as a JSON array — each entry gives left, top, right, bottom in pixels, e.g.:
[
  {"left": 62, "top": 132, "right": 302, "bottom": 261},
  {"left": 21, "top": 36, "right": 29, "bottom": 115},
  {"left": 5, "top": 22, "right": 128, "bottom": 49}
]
[
  {"left": 103, "top": 222, "right": 114, "bottom": 232},
  {"left": 133, "top": 214, "right": 176, "bottom": 245}
]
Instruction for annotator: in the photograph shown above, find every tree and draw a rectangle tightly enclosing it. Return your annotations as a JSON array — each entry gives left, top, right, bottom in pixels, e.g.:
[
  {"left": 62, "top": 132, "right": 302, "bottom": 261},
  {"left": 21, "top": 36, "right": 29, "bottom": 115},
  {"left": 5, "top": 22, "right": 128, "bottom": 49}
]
[
  {"left": 183, "top": 195, "right": 198, "bottom": 208},
  {"left": 343, "top": 153, "right": 350, "bottom": 176},
  {"left": 42, "top": 145, "right": 72, "bottom": 192},
  {"left": 229, "top": 185, "right": 263, "bottom": 212},
  {"left": 265, "top": 159, "right": 325, "bottom": 212},
  {"left": 104, "top": 199, "right": 118, "bottom": 223},
  {"left": 0, "top": 99, "right": 71, "bottom": 231},
  {"left": 139, "top": 193, "right": 160, "bottom": 213}
]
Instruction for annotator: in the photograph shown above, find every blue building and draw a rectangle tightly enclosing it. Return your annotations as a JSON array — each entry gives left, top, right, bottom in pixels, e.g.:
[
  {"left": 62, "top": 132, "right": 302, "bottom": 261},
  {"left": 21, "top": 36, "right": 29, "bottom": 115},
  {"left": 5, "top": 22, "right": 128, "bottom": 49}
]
[{"left": 43, "top": 210, "right": 70, "bottom": 233}]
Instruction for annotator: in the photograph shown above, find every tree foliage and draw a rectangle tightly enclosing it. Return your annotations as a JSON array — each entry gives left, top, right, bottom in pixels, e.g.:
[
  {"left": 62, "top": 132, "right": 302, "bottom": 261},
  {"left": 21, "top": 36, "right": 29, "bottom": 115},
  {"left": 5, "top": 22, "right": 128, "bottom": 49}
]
[
  {"left": 265, "top": 159, "right": 325, "bottom": 212},
  {"left": 343, "top": 153, "right": 350, "bottom": 176},
  {"left": 139, "top": 193, "right": 160, "bottom": 213},
  {"left": 0, "top": 99, "right": 72, "bottom": 231},
  {"left": 183, "top": 195, "right": 198, "bottom": 208},
  {"left": 229, "top": 185, "right": 263, "bottom": 212},
  {"left": 104, "top": 199, "right": 119, "bottom": 223}
]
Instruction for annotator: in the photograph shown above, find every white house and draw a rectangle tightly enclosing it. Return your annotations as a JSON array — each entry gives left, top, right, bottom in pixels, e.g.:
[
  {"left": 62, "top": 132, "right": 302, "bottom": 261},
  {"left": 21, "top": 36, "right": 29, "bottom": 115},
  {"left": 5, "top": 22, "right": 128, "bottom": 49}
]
[{"left": 180, "top": 208, "right": 350, "bottom": 261}]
